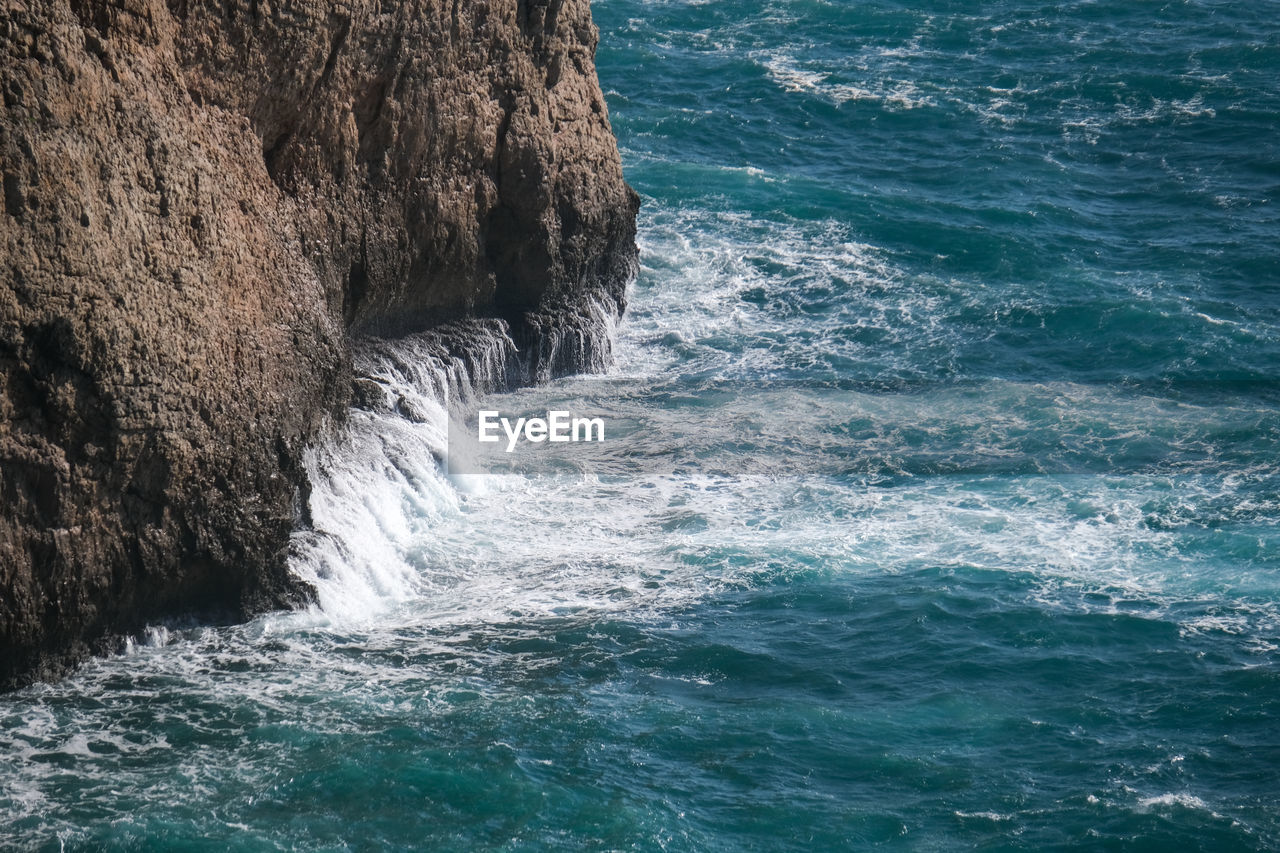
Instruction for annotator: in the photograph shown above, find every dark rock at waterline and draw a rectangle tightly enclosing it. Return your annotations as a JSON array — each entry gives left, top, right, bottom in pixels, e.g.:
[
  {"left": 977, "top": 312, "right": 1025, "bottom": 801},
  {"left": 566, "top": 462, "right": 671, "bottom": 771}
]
[{"left": 0, "top": 0, "right": 638, "bottom": 689}]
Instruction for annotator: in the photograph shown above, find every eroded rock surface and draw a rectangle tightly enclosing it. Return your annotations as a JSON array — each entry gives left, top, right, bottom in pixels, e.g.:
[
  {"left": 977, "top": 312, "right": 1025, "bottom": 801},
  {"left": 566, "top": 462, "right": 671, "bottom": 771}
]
[{"left": 0, "top": 0, "right": 638, "bottom": 688}]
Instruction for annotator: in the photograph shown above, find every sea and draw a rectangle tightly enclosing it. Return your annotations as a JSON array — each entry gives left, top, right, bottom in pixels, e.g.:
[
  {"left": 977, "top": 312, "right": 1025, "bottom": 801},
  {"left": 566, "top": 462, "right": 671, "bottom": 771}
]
[{"left": 3, "top": 0, "right": 1279, "bottom": 849}]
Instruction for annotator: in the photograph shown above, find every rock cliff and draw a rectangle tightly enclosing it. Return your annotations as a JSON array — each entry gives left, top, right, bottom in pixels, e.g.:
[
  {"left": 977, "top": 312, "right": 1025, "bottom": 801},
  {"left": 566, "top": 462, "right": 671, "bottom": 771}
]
[{"left": 0, "top": 0, "right": 638, "bottom": 689}]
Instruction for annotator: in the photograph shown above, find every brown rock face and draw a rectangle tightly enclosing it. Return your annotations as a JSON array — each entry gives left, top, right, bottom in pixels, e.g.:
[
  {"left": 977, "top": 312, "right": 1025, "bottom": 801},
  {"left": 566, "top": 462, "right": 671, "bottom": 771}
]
[{"left": 0, "top": 0, "right": 638, "bottom": 689}]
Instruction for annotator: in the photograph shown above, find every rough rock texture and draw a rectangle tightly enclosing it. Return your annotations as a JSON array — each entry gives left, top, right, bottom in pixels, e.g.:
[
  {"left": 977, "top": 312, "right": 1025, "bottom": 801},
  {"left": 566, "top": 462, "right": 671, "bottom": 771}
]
[{"left": 0, "top": 0, "right": 638, "bottom": 689}]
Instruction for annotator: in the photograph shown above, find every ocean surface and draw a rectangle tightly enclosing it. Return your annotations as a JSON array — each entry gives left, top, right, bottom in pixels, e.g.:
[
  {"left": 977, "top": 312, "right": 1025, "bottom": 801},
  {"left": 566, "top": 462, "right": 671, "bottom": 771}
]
[{"left": 4, "top": 0, "right": 1280, "bottom": 849}]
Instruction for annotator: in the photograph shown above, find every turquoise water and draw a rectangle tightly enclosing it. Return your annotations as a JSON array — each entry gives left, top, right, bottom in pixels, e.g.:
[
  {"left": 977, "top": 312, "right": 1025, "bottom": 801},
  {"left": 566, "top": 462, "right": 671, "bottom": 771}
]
[{"left": 4, "top": 0, "right": 1280, "bottom": 849}]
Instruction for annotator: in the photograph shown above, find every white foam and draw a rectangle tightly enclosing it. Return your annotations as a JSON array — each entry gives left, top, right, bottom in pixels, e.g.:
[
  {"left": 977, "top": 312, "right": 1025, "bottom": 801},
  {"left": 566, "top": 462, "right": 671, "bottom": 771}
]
[
  {"left": 616, "top": 205, "right": 918, "bottom": 379},
  {"left": 955, "top": 811, "right": 1013, "bottom": 821},
  {"left": 758, "top": 51, "right": 934, "bottom": 109},
  {"left": 287, "top": 303, "right": 631, "bottom": 626},
  {"left": 287, "top": 323, "right": 523, "bottom": 622},
  {"left": 1138, "top": 792, "right": 1213, "bottom": 812}
]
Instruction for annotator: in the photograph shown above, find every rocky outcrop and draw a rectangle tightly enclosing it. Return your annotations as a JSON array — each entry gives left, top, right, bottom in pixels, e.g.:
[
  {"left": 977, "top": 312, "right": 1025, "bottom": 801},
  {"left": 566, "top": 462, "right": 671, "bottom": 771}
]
[{"left": 0, "top": 0, "right": 638, "bottom": 689}]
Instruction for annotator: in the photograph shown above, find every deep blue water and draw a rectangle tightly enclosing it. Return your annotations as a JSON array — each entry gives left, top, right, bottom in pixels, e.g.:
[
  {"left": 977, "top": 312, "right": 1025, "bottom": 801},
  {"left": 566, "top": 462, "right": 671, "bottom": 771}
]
[{"left": 3, "top": 1, "right": 1279, "bottom": 849}]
